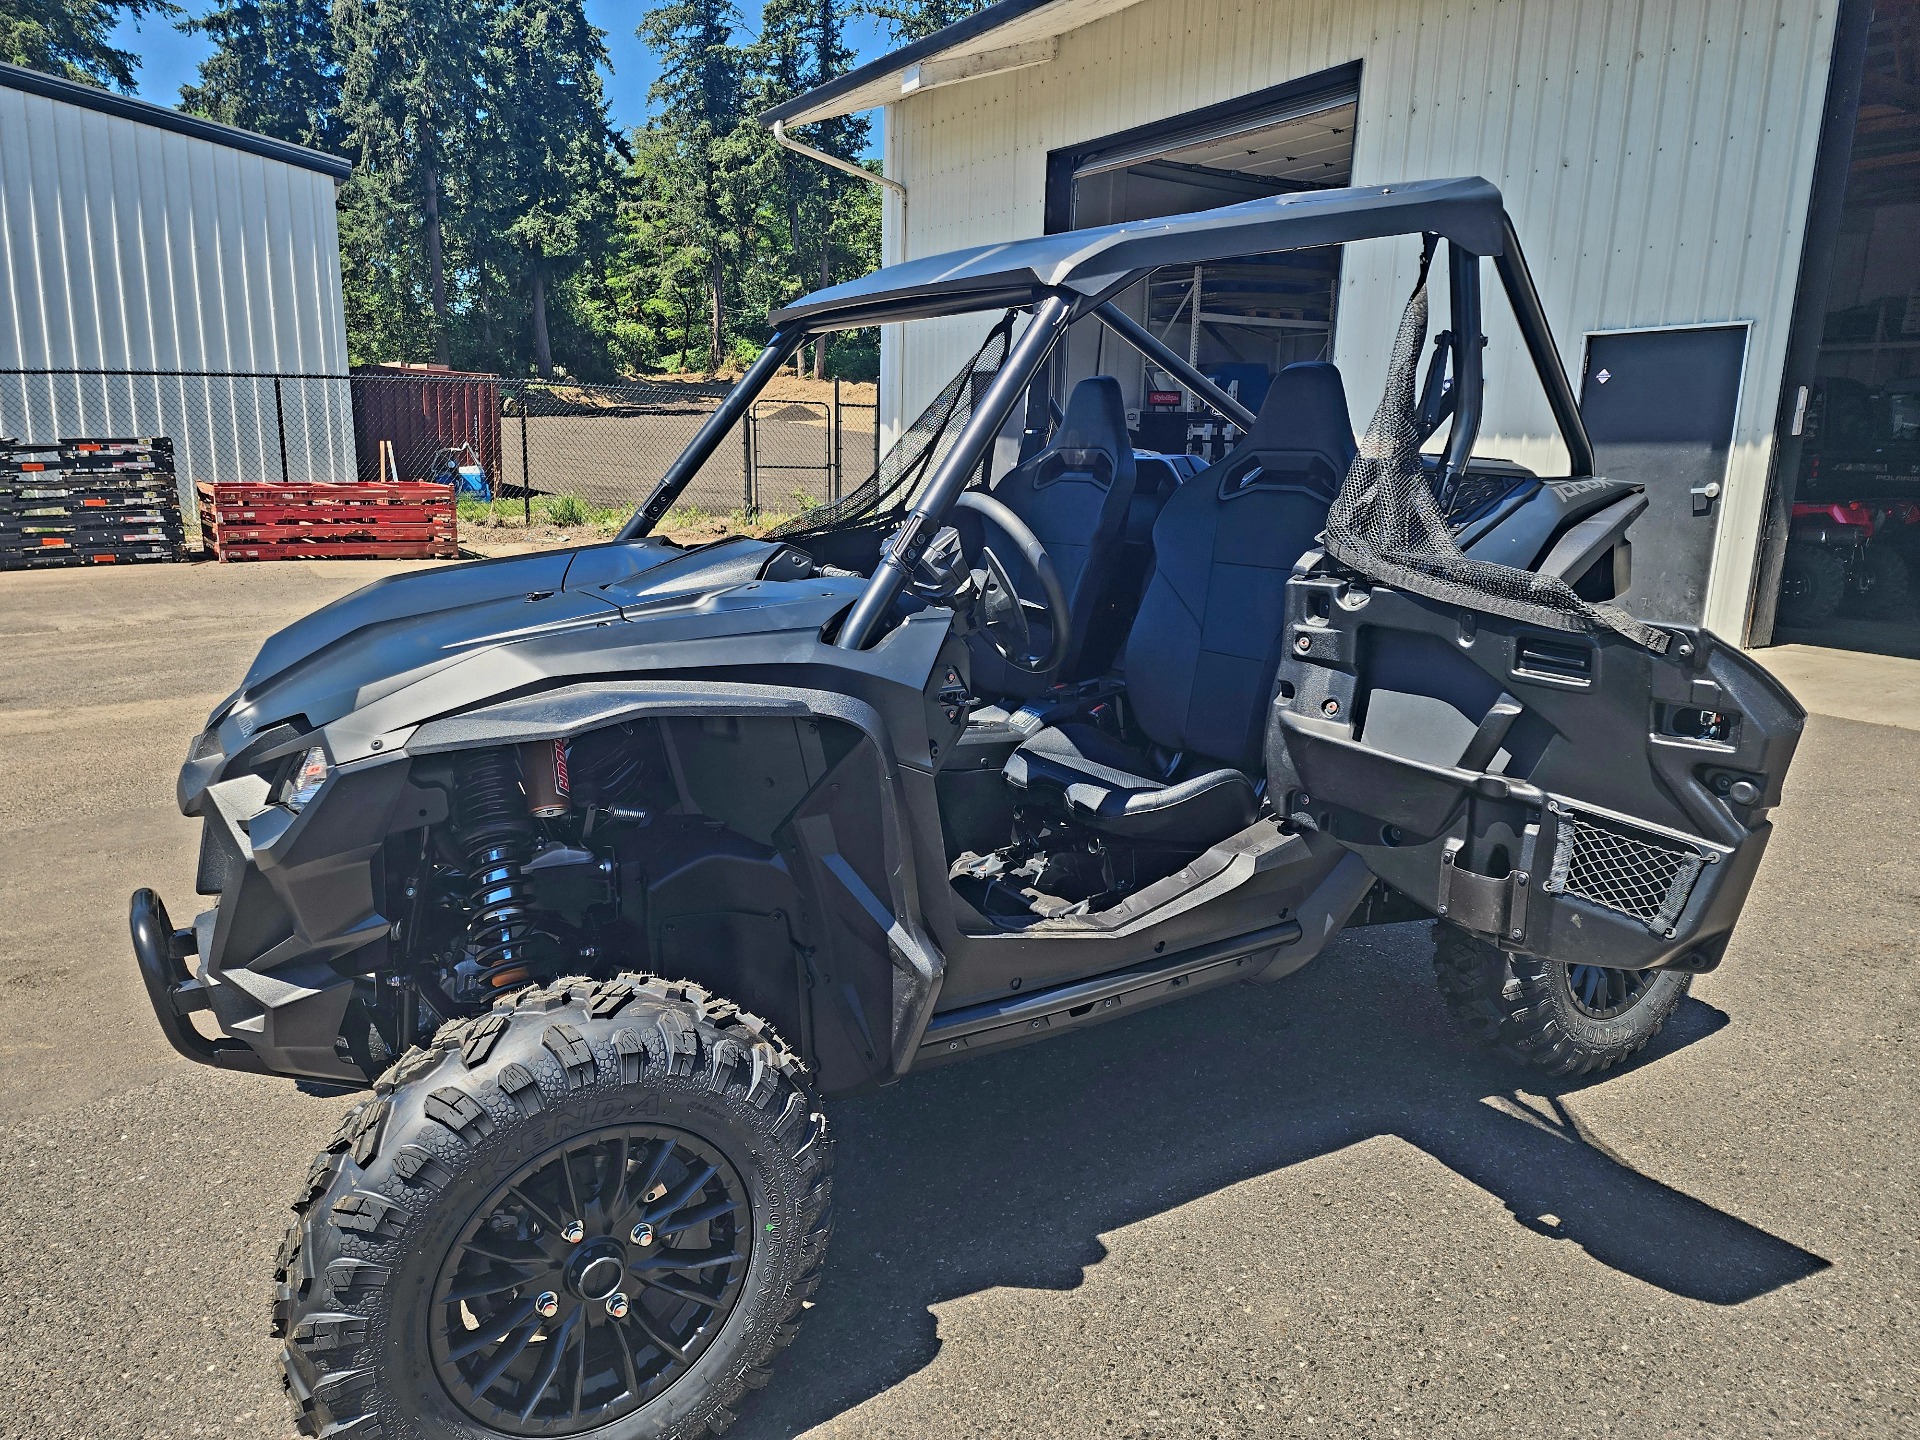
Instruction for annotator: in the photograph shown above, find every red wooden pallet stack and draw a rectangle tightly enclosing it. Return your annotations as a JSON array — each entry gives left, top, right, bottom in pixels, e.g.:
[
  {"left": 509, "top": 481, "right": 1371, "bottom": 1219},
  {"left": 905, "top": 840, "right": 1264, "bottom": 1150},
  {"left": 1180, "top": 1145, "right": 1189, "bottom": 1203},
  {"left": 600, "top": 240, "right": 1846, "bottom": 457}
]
[{"left": 198, "top": 481, "right": 458, "bottom": 561}]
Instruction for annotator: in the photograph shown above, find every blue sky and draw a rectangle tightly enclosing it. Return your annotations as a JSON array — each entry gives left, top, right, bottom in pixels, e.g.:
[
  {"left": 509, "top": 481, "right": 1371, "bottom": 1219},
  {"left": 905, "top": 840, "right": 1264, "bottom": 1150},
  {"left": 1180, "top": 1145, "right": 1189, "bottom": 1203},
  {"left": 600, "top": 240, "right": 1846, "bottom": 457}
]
[{"left": 108, "top": 1, "right": 892, "bottom": 139}]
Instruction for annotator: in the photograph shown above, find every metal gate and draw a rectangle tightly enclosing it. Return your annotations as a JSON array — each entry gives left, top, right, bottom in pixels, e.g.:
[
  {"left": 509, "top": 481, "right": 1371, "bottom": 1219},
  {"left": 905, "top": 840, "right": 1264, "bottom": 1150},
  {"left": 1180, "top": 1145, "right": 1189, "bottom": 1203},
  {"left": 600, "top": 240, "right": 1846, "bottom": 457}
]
[{"left": 747, "top": 398, "right": 834, "bottom": 516}]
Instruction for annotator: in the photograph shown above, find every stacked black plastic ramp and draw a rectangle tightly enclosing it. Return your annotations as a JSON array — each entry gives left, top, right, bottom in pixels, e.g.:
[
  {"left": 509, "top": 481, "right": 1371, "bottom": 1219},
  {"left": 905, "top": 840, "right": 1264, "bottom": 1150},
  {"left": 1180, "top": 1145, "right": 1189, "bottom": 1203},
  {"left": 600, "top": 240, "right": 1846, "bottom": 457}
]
[{"left": 1, "top": 437, "right": 187, "bottom": 570}]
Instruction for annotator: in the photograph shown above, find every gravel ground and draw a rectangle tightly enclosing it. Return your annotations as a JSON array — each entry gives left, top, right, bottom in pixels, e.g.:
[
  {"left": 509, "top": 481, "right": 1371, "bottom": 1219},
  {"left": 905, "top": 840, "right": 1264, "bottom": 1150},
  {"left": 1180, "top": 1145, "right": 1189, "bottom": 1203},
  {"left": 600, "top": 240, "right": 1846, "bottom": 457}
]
[{"left": 0, "top": 560, "right": 1912, "bottom": 1439}]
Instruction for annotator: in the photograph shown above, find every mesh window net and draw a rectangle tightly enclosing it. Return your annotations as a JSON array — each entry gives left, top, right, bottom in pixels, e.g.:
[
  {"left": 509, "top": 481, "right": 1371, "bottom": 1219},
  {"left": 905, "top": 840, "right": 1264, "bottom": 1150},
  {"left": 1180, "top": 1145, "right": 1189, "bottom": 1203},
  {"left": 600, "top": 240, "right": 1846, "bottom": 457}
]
[
  {"left": 1323, "top": 240, "right": 1671, "bottom": 655},
  {"left": 765, "top": 312, "right": 1017, "bottom": 542}
]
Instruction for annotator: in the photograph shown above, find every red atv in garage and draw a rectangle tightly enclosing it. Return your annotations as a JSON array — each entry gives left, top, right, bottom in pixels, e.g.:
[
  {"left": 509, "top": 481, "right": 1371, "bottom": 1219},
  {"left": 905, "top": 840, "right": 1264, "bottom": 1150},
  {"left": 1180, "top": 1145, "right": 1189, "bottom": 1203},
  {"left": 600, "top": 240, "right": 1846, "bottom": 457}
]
[{"left": 1776, "top": 499, "right": 1920, "bottom": 626}]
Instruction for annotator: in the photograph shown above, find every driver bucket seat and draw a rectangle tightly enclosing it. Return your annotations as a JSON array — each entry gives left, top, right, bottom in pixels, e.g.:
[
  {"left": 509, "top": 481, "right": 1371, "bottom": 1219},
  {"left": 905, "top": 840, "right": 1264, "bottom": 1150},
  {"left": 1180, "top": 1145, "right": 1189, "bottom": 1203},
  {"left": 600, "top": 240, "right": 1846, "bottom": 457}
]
[
  {"left": 1003, "top": 362, "right": 1358, "bottom": 847},
  {"left": 961, "top": 376, "right": 1138, "bottom": 700}
]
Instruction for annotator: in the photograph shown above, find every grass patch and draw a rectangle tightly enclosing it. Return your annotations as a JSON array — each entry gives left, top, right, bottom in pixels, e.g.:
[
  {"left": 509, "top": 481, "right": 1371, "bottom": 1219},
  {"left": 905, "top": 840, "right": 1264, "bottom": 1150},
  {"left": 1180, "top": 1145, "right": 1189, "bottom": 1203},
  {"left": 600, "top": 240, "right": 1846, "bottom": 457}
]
[{"left": 456, "top": 494, "right": 623, "bottom": 530}]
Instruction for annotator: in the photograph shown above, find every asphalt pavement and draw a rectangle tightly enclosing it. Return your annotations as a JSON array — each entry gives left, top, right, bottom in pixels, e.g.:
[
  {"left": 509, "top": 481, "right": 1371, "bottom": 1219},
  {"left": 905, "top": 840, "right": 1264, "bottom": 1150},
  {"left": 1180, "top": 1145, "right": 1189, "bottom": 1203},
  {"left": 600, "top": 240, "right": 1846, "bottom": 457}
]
[{"left": 0, "top": 560, "right": 1912, "bottom": 1439}]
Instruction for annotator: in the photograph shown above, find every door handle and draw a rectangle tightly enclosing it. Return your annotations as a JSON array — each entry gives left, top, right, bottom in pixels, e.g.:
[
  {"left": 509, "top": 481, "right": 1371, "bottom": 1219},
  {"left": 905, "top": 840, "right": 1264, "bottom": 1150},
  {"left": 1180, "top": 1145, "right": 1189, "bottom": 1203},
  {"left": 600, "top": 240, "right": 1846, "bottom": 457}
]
[{"left": 1691, "top": 480, "right": 1721, "bottom": 515}]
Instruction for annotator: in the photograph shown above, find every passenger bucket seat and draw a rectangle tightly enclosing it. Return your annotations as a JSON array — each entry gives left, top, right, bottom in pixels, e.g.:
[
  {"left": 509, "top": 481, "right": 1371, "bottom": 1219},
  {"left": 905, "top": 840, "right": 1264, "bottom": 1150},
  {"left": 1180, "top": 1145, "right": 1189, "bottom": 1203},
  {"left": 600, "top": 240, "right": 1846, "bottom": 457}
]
[
  {"left": 1003, "top": 362, "right": 1358, "bottom": 847},
  {"left": 960, "top": 376, "right": 1138, "bottom": 700}
]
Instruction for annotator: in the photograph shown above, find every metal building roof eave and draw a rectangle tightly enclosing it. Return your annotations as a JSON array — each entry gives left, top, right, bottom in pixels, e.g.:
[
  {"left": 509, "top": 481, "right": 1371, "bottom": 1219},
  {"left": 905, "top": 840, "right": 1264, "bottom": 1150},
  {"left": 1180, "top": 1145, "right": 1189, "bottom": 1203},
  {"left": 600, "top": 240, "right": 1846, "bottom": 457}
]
[
  {"left": 770, "top": 179, "right": 1509, "bottom": 330},
  {"left": 760, "top": 0, "right": 1147, "bottom": 127},
  {"left": 0, "top": 61, "right": 353, "bottom": 181}
]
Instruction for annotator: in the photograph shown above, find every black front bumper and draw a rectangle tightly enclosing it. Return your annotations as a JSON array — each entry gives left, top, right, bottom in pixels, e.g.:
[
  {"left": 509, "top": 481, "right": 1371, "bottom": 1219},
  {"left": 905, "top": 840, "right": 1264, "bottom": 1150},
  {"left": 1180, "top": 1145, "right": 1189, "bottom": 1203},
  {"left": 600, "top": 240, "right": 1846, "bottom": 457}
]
[{"left": 128, "top": 888, "right": 267, "bottom": 1073}]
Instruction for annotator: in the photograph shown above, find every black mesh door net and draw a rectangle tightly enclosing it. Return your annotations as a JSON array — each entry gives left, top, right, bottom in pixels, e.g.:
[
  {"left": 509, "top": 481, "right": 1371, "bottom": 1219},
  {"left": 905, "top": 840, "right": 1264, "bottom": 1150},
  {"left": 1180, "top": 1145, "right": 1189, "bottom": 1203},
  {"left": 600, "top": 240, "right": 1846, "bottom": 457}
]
[{"left": 1323, "top": 239, "right": 1671, "bottom": 655}]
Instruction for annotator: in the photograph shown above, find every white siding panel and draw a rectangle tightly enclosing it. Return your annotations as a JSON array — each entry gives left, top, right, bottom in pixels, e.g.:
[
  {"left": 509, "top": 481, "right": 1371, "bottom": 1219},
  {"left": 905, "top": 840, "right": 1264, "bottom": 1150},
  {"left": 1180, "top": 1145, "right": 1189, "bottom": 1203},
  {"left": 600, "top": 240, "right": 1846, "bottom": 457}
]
[
  {"left": 0, "top": 85, "right": 353, "bottom": 491},
  {"left": 885, "top": 0, "right": 1840, "bottom": 636}
]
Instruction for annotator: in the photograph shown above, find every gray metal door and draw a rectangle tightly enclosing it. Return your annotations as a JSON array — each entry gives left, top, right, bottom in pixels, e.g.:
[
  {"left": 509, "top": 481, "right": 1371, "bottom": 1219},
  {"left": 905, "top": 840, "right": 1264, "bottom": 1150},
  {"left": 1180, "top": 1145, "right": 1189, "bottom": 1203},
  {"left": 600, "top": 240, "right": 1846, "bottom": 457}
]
[{"left": 1580, "top": 325, "right": 1747, "bottom": 626}]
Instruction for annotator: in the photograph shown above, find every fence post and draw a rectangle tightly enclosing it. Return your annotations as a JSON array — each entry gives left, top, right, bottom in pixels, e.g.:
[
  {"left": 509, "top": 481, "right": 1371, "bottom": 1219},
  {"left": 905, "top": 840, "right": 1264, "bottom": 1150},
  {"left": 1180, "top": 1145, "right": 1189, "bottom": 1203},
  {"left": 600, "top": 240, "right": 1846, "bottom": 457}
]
[
  {"left": 832, "top": 379, "right": 842, "bottom": 501},
  {"left": 519, "top": 393, "right": 531, "bottom": 525},
  {"left": 273, "top": 375, "right": 290, "bottom": 484},
  {"left": 742, "top": 399, "right": 755, "bottom": 513}
]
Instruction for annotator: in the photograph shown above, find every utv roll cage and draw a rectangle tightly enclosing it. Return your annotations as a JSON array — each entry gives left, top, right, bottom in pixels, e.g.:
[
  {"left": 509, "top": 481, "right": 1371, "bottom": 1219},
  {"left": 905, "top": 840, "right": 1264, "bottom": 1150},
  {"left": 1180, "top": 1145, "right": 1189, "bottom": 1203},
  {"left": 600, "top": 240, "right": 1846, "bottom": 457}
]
[
  {"left": 128, "top": 171, "right": 1809, "bottom": 1440},
  {"left": 615, "top": 177, "right": 1596, "bottom": 647}
]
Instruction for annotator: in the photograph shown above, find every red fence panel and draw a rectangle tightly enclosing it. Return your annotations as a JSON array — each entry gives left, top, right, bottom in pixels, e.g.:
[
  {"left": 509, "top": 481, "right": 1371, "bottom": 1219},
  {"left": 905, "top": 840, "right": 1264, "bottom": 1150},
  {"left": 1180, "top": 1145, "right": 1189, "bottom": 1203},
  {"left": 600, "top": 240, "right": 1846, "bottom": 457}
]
[{"left": 350, "top": 366, "right": 503, "bottom": 488}]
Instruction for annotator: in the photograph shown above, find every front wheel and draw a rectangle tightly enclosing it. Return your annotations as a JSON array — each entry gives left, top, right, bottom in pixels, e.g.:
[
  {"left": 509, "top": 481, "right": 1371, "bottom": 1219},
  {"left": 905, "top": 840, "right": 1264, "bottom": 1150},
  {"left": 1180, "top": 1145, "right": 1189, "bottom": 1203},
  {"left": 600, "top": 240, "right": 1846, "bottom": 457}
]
[
  {"left": 274, "top": 976, "right": 832, "bottom": 1440},
  {"left": 1432, "top": 925, "right": 1690, "bottom": 1077}
]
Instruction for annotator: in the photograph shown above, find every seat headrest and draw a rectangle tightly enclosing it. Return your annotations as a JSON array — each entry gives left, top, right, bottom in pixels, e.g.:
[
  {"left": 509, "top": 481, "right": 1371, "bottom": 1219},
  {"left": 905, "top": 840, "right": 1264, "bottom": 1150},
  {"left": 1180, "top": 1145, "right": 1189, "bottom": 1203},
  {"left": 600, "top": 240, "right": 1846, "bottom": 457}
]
[
  {"left": 1242, "top": 362, "right": 1357, "bottom": 467},
  {"left": 1003, "top": 376, "right": 1136, "bottom": 492},
  {"left": 1053, "top": 376, "right": 1130, "bottom": 459},
  {"left": 1210, "top": 361, "right": 1358, "bottom": 500}
]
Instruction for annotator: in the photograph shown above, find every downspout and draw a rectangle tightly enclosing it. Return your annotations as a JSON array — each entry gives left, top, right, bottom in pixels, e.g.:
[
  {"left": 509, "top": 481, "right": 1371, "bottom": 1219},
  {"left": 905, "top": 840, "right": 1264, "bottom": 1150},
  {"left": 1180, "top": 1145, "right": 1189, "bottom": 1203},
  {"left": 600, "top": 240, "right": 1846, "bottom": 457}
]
[
  {"left": 771, "top": 119, "right": 909, "bottom": 261},
  {"left": 771, "top": 116, "right": 912, "bottom": 461}
]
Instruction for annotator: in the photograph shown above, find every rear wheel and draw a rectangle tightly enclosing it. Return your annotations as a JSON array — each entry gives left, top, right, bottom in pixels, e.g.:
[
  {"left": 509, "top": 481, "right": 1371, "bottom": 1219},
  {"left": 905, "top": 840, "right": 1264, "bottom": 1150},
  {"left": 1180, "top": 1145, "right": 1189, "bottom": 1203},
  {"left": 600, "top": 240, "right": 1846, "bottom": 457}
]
[
  {"left": 1432, "top": 925, "right": 1690, "bottom": 1077},
  {"left": 274, "top": 976, "right": 831, "bottom": 1440},
  {"left": 1843, "top": 544, "right": 1912, "bottom": 620},
  {"left": 1775, "top": 543, "right": 1847, "bottom": 626}
]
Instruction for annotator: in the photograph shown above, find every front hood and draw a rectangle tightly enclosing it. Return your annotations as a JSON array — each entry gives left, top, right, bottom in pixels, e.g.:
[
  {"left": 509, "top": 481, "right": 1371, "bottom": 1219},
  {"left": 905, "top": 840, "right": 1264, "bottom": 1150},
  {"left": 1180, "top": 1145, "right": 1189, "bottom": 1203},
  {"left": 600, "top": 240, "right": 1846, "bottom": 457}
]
[{"left": 207, "top": 536, "right": 821, "bottom": 752}]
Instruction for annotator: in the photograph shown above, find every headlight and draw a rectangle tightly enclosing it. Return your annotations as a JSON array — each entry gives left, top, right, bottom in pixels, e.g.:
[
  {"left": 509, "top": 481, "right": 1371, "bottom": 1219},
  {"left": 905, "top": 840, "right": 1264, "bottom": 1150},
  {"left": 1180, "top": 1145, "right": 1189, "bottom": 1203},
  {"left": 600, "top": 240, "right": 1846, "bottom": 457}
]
[{"left": 284, "top": 745, "right": 331, "bottom": 811}]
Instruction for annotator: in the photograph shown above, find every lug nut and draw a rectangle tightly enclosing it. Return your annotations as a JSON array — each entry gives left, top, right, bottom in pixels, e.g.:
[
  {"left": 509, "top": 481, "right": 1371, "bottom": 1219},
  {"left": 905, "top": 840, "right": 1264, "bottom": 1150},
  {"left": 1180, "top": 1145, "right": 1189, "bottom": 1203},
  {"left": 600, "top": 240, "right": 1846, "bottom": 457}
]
[
  {"left": 605, "top": 1292, "right": 630, "bottom": 1318},
  {"left": 535, "top": 1291, "right": 559, "bottom": 1318},
  {"left": 561, "top": 1220, "right": 585, "bottom": 1244},
  {"left": 630, "top": 1222, "right": 654, "bottom": 1247}
]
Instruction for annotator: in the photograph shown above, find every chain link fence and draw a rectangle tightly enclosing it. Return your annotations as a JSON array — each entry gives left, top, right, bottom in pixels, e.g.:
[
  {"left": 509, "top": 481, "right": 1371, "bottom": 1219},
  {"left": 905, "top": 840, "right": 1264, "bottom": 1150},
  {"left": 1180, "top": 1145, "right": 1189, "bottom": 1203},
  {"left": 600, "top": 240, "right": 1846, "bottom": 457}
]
[{"left": 0, "top": 367, "right": 880, "bottom": 537}]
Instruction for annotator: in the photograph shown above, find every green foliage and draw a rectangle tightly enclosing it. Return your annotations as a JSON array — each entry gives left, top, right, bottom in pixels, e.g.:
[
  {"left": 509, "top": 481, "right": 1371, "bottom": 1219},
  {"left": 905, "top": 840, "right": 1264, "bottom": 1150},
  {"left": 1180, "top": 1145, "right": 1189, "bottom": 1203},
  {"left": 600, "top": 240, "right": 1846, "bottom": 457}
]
[
  {"left": 474, "top": 0, "right": 624, "bottom": 377},
  {"left": 588, "top": 0, "right": 884, "bottom": 379},
  {"left": 178, "top": 0, "right": 340, "bottom": 147},
  {"left": 864, "top": 0, "right": 986, "bottom": 44},
  {"left": 2, "top": 0, "right": 177, "bottom": 89},
  {"left": 457, "top": 492, "right": 620, "bottom": 529},
  {"left": 171, "top": 0, "right": 895, "bottom": 380},
  {"left": 332, "top": 0, "right": 492, "bottom": 365},
  {"left": 755, "top": 0, "right": 870, "bottom": 377}
]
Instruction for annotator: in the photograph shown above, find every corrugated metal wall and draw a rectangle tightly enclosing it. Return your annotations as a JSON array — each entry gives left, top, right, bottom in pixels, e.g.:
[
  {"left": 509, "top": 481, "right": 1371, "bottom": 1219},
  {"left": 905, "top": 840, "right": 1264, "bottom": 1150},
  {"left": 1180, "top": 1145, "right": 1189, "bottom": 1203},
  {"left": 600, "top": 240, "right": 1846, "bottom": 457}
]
[
  {"left": 0, "top": 84, "right": 355, "bottom": 490},
  {"left": 882, "top": 0, "right": 1841, "bottom": 638}
]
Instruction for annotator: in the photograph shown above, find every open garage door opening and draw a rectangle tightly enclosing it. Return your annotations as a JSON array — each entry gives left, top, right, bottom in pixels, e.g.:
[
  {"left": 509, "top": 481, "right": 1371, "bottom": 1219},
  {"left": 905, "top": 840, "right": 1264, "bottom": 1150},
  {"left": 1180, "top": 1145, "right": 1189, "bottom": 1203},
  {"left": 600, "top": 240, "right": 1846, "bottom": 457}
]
[
  {"left": 1044, "top": 67, "right": 1359, "bottom": 463},
  {"left": 1767, "top": 0, "right": 1920, "bottom": 657}
]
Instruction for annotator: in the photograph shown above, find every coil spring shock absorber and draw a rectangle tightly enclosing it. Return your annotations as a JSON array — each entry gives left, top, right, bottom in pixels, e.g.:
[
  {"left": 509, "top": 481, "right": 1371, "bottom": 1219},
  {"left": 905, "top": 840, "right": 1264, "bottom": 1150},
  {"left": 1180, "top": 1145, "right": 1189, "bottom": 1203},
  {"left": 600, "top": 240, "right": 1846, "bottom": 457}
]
[{"left": 454, "top": 749, "right": 552, "bottom": 990}]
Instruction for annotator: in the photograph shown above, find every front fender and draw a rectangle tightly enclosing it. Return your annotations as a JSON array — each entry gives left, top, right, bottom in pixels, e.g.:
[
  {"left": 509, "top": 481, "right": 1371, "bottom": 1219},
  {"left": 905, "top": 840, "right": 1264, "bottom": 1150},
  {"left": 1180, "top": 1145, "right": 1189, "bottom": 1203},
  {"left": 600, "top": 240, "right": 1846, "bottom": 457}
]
[{"left": 405, "top": 679, "right": 947, "bottom": 1097}]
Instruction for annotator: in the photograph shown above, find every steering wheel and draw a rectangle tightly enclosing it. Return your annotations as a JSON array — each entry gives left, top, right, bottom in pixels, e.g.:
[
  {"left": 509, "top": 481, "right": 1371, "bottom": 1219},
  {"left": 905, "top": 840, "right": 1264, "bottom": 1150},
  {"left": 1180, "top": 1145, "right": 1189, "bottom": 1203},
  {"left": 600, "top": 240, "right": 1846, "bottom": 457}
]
[{"left": 951, "top": 490, "right": 1072, "bottom": 674}]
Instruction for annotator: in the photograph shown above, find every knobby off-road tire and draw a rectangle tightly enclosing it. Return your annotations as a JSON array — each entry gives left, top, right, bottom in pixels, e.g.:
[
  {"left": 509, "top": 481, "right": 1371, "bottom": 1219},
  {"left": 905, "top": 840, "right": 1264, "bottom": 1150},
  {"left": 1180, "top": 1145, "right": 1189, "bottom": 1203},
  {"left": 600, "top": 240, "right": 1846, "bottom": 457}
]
[
  {"left": 1432, "top": 925, "right": 1690, "bottom": 1078},
  {"left": 1775, "top": 544, "right": 1847, "bottom": 627},
  {"left": 273, "top": 975, "right": 832, "bottom": 1440},
  {"left": 1843, "top": 544, "right": 1912, "bottom": 620}
]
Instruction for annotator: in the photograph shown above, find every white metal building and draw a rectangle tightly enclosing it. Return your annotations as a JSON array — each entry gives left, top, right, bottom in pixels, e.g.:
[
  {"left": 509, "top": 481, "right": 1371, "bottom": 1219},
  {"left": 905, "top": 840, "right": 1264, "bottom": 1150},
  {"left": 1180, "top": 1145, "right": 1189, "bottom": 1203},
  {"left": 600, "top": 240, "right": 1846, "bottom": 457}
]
[
  {"left": 769, "top": 0, "right": 1920, "bottom": 653},
  {"left": 0, "top": 61, "right": 355, "bottom": 490}
]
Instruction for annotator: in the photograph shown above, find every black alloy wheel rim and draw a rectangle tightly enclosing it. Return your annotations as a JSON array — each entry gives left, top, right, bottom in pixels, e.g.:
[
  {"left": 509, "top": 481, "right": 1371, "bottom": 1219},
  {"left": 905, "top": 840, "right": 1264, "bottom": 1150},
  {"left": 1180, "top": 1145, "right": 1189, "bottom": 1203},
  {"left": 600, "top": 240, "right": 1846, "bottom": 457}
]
[
  {"left": 1562, "top": 962, "right": 1659, "bottom": 1020},
  {"left": 429, "top": 1124, "right": 753, "bottom": 1436}
]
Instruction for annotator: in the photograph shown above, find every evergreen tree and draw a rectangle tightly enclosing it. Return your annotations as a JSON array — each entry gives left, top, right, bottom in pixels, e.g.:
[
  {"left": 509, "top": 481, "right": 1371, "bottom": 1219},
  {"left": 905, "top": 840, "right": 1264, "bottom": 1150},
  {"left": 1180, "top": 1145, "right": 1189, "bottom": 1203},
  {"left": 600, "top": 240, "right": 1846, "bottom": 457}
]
[
  {"left": 475, "top": 0, "right": 622, "bottom": 377},
  {"left": 178, "top": 0, "right": 342, "bottom": 149},
  {"left": 593, "top": 124, "right": 714, "bottom": 374},
  {"left": 863, "top": 0, "right": 983, "bottom": 45},
  {"left": 136, "top": 0, "right": 884, "bottom": 380},
  {"left": 1, "top": 0, "right": 176, "bottom": 89},
  {"left": 639, "top": 0, "right": 759, "bottom": 372},
  {"left": 756, "top": 0, "right": 867, "bottom": 375},
  {"left": 334, "top": 0, "right": 491, "bottom": 365}
]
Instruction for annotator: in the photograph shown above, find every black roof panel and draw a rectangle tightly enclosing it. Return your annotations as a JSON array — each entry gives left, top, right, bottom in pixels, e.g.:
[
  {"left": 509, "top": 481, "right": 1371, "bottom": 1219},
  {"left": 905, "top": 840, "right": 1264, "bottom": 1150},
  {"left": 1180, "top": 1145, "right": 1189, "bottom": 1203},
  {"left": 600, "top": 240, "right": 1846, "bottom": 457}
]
[{"left": 771, "top": 178, "right": 1508, "bottom": 329}]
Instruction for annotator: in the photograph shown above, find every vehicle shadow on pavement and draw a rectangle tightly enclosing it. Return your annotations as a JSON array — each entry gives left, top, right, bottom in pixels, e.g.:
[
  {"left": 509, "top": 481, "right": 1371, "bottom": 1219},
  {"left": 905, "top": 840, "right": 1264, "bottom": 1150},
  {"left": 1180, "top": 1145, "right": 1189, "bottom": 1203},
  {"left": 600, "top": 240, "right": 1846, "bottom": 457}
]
[{"left": 733, "top": 923, "right": 1830, "bottom": 1437}]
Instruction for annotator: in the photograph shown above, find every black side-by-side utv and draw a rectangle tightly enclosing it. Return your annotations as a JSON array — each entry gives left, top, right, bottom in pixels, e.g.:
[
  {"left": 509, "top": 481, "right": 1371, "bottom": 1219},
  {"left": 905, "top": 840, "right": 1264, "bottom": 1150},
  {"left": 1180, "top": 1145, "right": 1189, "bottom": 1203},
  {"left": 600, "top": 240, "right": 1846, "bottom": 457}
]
[{"left": 129, "top": 178, "right": 1802, "bottom": 1440}]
